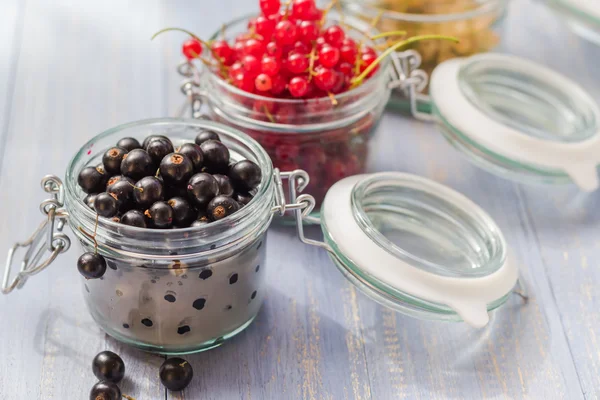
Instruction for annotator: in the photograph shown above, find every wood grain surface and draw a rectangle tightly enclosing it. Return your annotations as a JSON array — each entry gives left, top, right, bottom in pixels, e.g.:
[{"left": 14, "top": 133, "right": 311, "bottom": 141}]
[{"left": 0, "top": 0, "right": 599, "bottom": 399}]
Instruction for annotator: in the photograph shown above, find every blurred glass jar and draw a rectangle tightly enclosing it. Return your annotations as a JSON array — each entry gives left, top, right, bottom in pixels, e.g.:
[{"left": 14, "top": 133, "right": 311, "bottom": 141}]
[{"left": 344, "top": 0, "right": 509, "bottom": 111}]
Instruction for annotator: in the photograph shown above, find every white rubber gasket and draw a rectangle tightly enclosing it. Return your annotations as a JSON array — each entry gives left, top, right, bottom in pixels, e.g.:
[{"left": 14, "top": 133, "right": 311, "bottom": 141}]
[
  {"left": 430, "top": 53, "right": 600, "bottom": 191},
  {"left": 321, "top": 173, "right": 519, "bottom": 328}
]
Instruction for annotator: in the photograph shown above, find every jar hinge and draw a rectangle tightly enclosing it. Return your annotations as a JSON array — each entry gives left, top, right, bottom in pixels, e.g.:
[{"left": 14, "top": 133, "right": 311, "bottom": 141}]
[
  {"left": 271, "top": 169, "right": 331, "bottom": 252},
  {"left": 1, "top": 175, "right": 71, "bottom": 294},
  {"left": 389, "top": 50, "right": 435, "bottom": 122},
  {"left": 177, "top": 61, "right": 209, "bottom": 120}
]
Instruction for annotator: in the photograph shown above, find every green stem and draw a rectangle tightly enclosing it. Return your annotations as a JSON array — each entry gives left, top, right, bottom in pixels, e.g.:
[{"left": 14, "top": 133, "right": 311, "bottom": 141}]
[
  {"left": 370, "top": 31, "right": 407, "bottom": 40},
  {"left": 351, "top": 34, "right": 459, "bottom": 88}
]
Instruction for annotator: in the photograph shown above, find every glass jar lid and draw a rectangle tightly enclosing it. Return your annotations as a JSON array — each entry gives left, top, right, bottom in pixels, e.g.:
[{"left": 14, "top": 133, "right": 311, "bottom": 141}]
[
  {"left": 319, "top": 172, "right": 519, "bottom": 328},
  {"left": 429, "top": 53, "right": 600, "bottom": 191}
]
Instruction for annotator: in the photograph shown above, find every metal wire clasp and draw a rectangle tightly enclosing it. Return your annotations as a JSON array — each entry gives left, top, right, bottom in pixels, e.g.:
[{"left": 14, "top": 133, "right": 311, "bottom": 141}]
[
  {"left": 388, "top": 50, "right": 434, "bottom": 122},
  {"left": 1, "top": 175, "right": 71, "bottom": 294},
  {"left": 177, "top": 61, "right": 208, "bottom": 120},
  {"left": 271, "top": 169, "right": 331, "bottom": 252}
]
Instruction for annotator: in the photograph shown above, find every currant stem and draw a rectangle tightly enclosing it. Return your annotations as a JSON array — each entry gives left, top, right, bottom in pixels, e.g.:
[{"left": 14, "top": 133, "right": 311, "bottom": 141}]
[
  {"left": 262, "top": 105, "right": 275, "bottom": 123},
  {"left": 371, "top": 31, "right": 407, "bottom": 40},
  {"left": 308, "top": 46, "right": 317, "bottom": 82},
  {"left": 151, "top": 27, "right": 226, "bottom": 69},
  {"left": 320, "top": 0, "right": 339, "bottom": 26},
  {"left": 350, "top": 34, "right": 459, "bottom": 88}
]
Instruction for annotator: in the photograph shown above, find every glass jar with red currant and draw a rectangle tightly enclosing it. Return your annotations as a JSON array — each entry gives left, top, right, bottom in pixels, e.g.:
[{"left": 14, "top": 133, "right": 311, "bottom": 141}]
[{"left": 171, "top": 4, "right": 401, "bottom": 206}]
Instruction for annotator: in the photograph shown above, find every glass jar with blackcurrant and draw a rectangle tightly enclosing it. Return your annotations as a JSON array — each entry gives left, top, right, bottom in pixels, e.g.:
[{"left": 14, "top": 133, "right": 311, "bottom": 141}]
[
  {"left": 155, "top": 0, "right": 454, "bottom": 205},
  {"left": 60, "top": 118, "right": 273, "bottom": 354}
]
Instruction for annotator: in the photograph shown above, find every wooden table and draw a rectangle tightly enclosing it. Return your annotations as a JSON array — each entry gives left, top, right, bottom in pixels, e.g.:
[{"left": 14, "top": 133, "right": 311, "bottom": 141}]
[{"left": 1, "top": 0, "right": 599, "bottom": 398}]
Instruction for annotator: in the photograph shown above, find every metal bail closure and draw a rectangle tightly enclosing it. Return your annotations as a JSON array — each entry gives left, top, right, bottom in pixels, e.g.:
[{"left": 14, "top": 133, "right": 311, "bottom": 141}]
[
  {"left": 1, "top": 175, "right": 71, "bottom": 294},
  {"left": 430, "top": 53, "right": 600, "bottom": 191},
  {"left": 177, "top": 61, "right": 209, "bottom": 120}
]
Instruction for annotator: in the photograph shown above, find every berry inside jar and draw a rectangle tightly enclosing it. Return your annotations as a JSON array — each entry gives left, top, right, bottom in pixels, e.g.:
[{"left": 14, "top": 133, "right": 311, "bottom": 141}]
[{"left": 154, "top": 0, "right": 456, "bottom": 205}]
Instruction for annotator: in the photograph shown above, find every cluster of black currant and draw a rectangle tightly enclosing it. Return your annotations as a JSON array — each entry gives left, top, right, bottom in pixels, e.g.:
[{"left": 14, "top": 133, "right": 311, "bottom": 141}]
[
  {"left": 90, "top": 351, "right": 193, "bottom": 399},
  {"left": 78, "top": 130, "right": 261, "bottom": 229},
  {"left": 76, "top": 130, "right": 262, "bottom": 280}
]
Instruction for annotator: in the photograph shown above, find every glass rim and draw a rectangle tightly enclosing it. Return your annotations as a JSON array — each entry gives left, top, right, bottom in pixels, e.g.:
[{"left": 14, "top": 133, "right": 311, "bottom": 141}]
[
  {"left": 349, "top": 172, "right": 507, "bottom": 278},
  {"left": 64, "top": 118, "right": 274, "bottom": 240},
  {"left": 203, "top": 12, "right": 391, "bottom": 106},
  {"left": 342, "top": 0, "right": 508, "bottom": 23}
]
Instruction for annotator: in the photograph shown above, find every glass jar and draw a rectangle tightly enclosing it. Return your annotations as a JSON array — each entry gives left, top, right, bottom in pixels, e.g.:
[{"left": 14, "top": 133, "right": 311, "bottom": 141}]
[
  {"left": 343, "top": 0, "right": 508, "bottom": 113},
  {"left": 545, "top": 0, "right": 600, "bottom": 46},
  {"left": 1, "top": 119, "right": 524, "bottom": 355},
  {"left": 180, "top": 13, "right": 394, "bottom": 206}
]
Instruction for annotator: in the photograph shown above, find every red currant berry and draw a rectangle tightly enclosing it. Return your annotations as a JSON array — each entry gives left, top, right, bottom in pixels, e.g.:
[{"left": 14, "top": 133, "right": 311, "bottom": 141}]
[
  {"left": 244, "top": 38, "right": 265, "bottom": 58},
  {"left": 291, "top": 0, "right": 317, "bottom": 20},
  {"left": 319, "top": 45, "right": 340, "bottom": 68},
  {"left": 308, "top": 8, "right": 323, "bottom": 21},
  {"left": 260, "top": 0, "right": 281, "bottom": 16},
  {"left": 286, "top": 51, "right": 309, "bottom": 74},
  {"left": 293, "top": 41, "right": 311, "bottom": 55},
  {"left": 229, "top": 62, "right": 244, "bottom": 77},
  {"left": 274, "top": 20, "right": 298, "bottom": 46},
  {"left": 337, "top": 62, "right": 353, "bottom": 77},
  {"left": 340, "top": 43, "right": 357, "bottom": 64},
  {"left": 261, "top": 55, "right": 281, "bottom": 76},
  {"left": 315, "top": 36, "right": 327, "bottom": 50},
  {"left": 298, "top": 21, "right": 319, "bottom": 43},
  {"left": 361, "top": 46, "right": 377, "bottom": 58},
  {"left": 314, "top": 67, "right": 336, "bottom": 91},
  {"left": 234, "top": 41, "right": 246, "bottom": 58},
  {"left": 241, "top": 55, "right": 261, "bottom": 76},
  {"left": 331, "top": 71, "right": 345, "bottom": 94},
  {"left": 266, "top": 41, "right": 282, "bottom": 58},
  {"left": 255, "top": 15, "right": 276, "bottom": 38},
  {"left": 255, "top": 73, "right": 273, "bottom": 92},
  {"left": 182, "top": 38, "right": 203, "bottom": 60},
  {"left": 360, "top": 53, "right": 377, "bottom": 73},
  {"left": 275, "top": 143, "right": 300, "bottom": 162},
  {"left": 342, "top": 37, "right": 356, "bottom": 47},
  {"left": 271, "top": 74, "right": 287, "bottom": 95},
  {"left": 233, "top": 73, "right": 255, "bottom": 92},
  {"left": 211, "top": 40, "right": 234, "bottom": 65},
  {"left": 323, "top": 26, "right": 345, "bottom": 48},
  {"left": 288, "top": 76, "right": 309, "bottom": 97}
]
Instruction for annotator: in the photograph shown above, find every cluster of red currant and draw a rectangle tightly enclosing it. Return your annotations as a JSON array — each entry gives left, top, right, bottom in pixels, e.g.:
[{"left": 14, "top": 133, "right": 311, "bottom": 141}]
[
  {"left": 155, "top": 0, "right": 455, "bottom": 205},
  {"left": 181, "top": 0, "right": 379, "bottom": 99}
]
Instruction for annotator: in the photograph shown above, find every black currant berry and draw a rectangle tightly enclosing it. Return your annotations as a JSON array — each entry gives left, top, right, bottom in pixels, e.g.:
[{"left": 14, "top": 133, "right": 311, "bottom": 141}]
[
  {"left": 78, "top": 166, "right": 107, "bottom": 194},
  {"left": 146, "top": 138, "right": 175, "bottom": 165},
  {"left": 207, "top": 195, "right": 240, "bottom": 221},
  {"left": 94, "top": 193, "right": 119, "bottom": 218},
  {"left": 89, "top": 381, "right": 121, "bottom": 400},
  {"left": 199, "top": 140, "right": 230, "bottom": 173},
  {"left": 195, "top": 129, "right": 220, "bottom": 145},
  {"left": 234, "top": 192, "right": 253, "bottom": 206},
  {"left": 92, "top": 351, "right": 125, "bottom": 383},
  {"left": 178, "top": 143, "right": 204, "bottom": 171},
  {"left": 77, "top": 252, "right": 107, "bottom": 279},
  {"left": 102, "top": 147, "right": 128, "bottom": 176},
  {"left": 145, "top": 201, "right": 173, "bottom": 229},
  {"left": 120, "top": 209, "right": 147, "bottom": 228},
  {"left": 213, "top": 174, "right": 234, "bottom": 197},
  {"left": 134, "top": 176, "right": 164, "bottom": 208},
  {"left": 121, "top": 149, "right": 154, "bottom": 180},
  {"left": 106, "top": 176, "right": 135, "bottom": 209},
  {"left": 116, "top": 137, "right": 141, "bottom": 152},
  {"left": 84, "top": 193, "right": 98, "bottom": 210},
  {"left": 159, "top": 358, "right": 194, "bottom": 392},
  {"left": 160, "top": 153, "right": 194, "bottom": 185},
  {"left": 168, "top": 197, "right": 196, "bottom": 227},
  {"left": 187, "top": 173, "right": 219, "bottom": 207},
  {"left": 229, "top": 160, "right": 262, "bottom": 191},
  {"left": 142, "top": 134, "right": 172, "bottom": 149}
]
